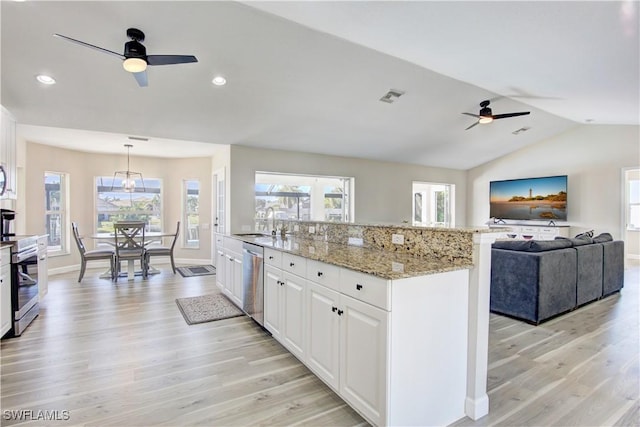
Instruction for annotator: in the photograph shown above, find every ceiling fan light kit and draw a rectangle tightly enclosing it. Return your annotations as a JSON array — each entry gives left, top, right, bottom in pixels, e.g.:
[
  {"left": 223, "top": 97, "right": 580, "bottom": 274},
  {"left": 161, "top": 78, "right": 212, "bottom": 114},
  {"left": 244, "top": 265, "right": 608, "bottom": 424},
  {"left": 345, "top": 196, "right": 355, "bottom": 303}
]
[
  {"left": 463, "top": 99, "right": 530, "bottom": 130},
  {"left": 54, "top": 27, "right": 198, "bottom": 87}
]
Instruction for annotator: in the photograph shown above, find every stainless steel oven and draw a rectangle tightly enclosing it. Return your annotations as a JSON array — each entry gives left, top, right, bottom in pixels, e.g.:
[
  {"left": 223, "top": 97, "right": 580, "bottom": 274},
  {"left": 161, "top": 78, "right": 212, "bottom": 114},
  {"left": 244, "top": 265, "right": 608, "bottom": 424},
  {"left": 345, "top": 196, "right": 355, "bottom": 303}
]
[{"left": 10, "top": 236, "right": 39, "bottom": 336}]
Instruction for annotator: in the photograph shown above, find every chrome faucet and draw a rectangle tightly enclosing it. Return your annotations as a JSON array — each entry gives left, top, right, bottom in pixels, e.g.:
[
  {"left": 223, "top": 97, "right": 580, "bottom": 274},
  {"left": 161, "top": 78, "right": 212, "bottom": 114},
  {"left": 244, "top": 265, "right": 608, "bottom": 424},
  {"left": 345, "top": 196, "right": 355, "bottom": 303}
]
[{"left": 265, "top": 207, "right": 276, "bottom": 235}]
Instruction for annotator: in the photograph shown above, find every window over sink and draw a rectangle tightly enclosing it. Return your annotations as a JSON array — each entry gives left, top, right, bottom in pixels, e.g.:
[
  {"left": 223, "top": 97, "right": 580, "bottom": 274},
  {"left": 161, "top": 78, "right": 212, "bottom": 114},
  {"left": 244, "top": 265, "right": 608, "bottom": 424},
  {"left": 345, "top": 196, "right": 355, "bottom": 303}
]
[{"left": 254, "top": 172, "right": 354, "bottom": 230}]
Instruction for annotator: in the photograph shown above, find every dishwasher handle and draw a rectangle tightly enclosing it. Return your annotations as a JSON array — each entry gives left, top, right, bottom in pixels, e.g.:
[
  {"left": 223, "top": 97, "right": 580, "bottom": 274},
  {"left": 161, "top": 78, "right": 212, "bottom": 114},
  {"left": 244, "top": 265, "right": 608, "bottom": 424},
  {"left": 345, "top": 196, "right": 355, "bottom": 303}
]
[{"left": 243, "top": 248, "right": 264, "bottom": 258}]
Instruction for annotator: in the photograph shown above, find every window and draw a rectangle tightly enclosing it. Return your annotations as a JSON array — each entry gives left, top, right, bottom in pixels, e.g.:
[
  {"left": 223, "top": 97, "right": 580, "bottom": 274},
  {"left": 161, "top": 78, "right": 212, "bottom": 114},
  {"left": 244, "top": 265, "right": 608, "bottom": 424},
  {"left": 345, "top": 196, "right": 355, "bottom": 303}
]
[
  {"left": 255, "top": 172, "right": 353, "bottom": 229},
  {"left": 184, "top": 180, "right": 200, "bottom": 248},
  {"left": 95, "top": 176, "right": 162, "bottom": 233},
  {"left": 412, "top": 182, "right": 455, "bottom": 227},
  {"left": 45, "top": 172, "right": 68, "bottom": 253}
]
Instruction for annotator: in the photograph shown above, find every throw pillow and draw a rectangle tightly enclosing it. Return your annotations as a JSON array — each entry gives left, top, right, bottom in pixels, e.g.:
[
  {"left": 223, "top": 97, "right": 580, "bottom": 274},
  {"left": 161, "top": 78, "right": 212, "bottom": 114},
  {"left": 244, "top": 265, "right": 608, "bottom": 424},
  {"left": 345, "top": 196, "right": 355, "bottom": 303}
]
[
  {"left": 555, "top": 236, "right": 592, "bottom": 246},
  {"left": 592, "top": 232, "right": 613, "bottom": 243}
]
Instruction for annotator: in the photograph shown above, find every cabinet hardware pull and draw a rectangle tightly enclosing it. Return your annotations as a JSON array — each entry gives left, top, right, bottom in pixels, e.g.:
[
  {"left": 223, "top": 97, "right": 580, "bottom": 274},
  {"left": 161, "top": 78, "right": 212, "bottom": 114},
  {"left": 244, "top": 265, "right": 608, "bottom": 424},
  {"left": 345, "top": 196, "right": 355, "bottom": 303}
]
[
  {"left": 337, "top": 309, "right": 344, "bottom": 316},
  {"left": 269, "top": 256, "right": 274, "bottom": 260},
  {"left": 332, "top": 306, "right": 337, "bottom": 312},
  {"left": 317, "top": 271, "right": 323, "bottom": 277},
  {"left": 289, "top": 262, "right": 295, "bottom": 267},
  {"left": 356, "top": 284, "right": 363, "bottom": 290}
]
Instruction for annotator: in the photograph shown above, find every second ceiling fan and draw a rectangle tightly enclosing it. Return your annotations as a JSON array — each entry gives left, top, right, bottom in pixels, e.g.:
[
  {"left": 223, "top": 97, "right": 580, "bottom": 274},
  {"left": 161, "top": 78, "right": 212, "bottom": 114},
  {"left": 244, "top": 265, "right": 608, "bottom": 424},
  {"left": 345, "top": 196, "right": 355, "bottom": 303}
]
[
  {"left": 462, "top": 100, "right": 530, "bottom": 130},
  {"left": 54, "top": 28, "right": 198, "bottom": 87}
]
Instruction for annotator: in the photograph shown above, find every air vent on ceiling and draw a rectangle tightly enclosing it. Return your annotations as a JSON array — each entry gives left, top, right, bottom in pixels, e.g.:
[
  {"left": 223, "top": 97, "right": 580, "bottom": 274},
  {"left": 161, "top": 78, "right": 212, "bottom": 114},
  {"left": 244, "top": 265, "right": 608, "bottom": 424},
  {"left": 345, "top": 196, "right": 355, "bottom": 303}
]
[
  {"left": 128, "top": 136, "right": 149, "bottom": 142},
  {"left": 379, "top": 89, "right": 405, "bottom": 103},
  {"left": 512, "top": 127, "right": 531, "bottom": 135}
]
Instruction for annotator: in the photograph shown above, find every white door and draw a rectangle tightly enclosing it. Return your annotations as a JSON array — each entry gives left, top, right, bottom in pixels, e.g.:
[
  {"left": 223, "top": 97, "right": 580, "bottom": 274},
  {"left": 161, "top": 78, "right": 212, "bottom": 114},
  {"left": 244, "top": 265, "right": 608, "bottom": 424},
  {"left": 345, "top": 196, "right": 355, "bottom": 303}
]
[
  {"left": 282, "top": 272, "right": 306, "bottom": 360},
  {"left": 264, "top": 266, "right": 283, "bottom": 339},
  {"left": 307, "top": 281, "right": 340, "bottom": 390},
  {"left": 339, "top": 295, "right": 388, "bottom": 426},
  {"left": 212, "top": 168, "right": 225, "bottom": 266}
]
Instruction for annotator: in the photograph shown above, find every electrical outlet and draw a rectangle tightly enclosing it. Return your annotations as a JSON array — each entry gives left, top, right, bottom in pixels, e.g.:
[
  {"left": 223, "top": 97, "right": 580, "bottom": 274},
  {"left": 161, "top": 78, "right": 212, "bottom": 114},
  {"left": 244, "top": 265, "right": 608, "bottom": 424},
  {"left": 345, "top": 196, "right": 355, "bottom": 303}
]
[
  {"left": 293, "top": 225, "right": 299, "bottom": 232},
  {"left": 392, "top": 234, "right": 404, "bottom": 244},
  {"left": 392, "top": 262, "right": 405, "bottom": 273},
  {"left": 309, "top": 226, "right": 315, "bottom": 234},
  {"left": 348, "top": 237, "right": 363, "bottom": 246}
]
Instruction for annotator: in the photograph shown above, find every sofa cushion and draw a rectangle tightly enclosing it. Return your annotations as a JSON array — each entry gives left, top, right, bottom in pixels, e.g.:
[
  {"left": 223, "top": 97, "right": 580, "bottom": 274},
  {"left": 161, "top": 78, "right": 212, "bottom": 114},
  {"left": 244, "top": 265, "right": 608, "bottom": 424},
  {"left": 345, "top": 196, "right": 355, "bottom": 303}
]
[
  {"left": 493, "top": 239, "right": 572, "bottom": 252},
  {"left": 592, "top": 232, "right": 613, "bottom": 243},
  {"left": 555, "top": 236, "right": 593, "bottom": 246}
]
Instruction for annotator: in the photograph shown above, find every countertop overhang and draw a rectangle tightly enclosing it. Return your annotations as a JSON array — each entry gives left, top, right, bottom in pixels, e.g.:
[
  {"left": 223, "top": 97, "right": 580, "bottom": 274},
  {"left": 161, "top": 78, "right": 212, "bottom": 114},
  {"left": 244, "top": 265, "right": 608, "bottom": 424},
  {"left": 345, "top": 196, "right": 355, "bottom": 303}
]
[{"left": 229, "top": 234, "right": 473, "bottom": 280}]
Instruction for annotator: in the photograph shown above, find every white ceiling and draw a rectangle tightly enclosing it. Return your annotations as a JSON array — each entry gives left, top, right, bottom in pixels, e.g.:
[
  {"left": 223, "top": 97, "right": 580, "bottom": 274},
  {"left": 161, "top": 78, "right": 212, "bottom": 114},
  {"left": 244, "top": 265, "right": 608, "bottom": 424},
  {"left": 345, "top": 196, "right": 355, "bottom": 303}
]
[{"left": 1, "top": 1, "right": 638, "bottom": 169}]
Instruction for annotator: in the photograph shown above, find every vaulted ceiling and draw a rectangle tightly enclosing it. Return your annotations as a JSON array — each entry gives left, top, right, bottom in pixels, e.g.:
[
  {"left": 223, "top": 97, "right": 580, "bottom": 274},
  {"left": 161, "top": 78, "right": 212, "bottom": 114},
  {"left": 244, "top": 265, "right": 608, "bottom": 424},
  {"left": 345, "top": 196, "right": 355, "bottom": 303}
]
[{"left": 2, "top": 1, "right": 638, "bottom": 169}]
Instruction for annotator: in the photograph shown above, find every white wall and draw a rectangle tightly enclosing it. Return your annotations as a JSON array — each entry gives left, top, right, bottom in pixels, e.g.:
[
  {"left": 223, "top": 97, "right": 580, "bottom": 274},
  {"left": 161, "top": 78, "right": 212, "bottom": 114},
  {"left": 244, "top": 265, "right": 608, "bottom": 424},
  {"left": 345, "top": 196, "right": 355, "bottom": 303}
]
[
  {"left": 25, "top": 142, "right": 214, "bottom": 271},
  {"left": 228, "top": 145, "right": 467, "bottom": 232},
  {"left": 467, "top": 125, "right": 640, "bottom": 249}
]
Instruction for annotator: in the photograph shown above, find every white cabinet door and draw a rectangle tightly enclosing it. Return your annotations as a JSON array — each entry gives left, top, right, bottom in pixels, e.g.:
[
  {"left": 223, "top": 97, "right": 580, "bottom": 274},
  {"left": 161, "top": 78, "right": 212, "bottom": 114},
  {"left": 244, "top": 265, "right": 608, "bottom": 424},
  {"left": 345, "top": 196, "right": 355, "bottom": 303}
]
[
  {"left": 215, "top": 250, "right": 226, "bottom": 291},
  {"left": 282, "top": 272, "right": 306, "bottom": 360},
  {"left": 231, "top": 255, "right": 243, "bottom": 307},
  {"left": 223, "top": 252, "right": 234, "bottom": 299},
  {"left": 1, "top": 106, "right": 17, "bottom": 199},
  {"left": 264, "top": 265, "right": 283, "bottom": 339},
  {"left": 340, "top": 294, "right": 388, "bottom": 426},
  {"left": 1, "top": 257, "right": 11, "bottom": 337},
  {"left": 38, "top": 236, "right": 48, "bottom": 300},
  {"left": 307, "top": 281, "right": 340, "bottom": 390}
]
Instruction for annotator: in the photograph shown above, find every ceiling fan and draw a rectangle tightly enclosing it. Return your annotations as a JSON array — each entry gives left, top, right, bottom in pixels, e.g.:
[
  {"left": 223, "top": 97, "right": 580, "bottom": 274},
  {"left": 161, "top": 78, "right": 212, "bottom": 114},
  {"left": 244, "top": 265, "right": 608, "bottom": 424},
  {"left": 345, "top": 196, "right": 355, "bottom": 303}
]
[
  {"left": 53, "top": 28, "right": 198, "bottom": 87},
  {"left": 462, "top": 100, "right": 530, "bottom": 130}
]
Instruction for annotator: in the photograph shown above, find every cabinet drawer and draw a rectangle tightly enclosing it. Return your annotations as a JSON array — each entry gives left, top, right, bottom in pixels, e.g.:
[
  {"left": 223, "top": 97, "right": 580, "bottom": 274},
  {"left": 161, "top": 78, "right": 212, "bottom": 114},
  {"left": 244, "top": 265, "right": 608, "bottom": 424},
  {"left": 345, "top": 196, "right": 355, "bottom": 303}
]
[
  {"left": 282, "top": 253, "right": 307, "bottom": 277},
  {"left": 223, "top": 236, "right": 243, "bottom": 254},
  {"left": 538, "top": 227, "right": 558, "bottom": 234},
  {"left": 340, "top": 268, "right": 390, "bottom": 310},
  {"left": 264, "top": 248, "right": 282, "bottom": 268},
  {"left": 520, "top": 226, "right": 538, "bottom": 233},
  {"left": 306, "top": 259, "right": 340, "bottom": 291}
]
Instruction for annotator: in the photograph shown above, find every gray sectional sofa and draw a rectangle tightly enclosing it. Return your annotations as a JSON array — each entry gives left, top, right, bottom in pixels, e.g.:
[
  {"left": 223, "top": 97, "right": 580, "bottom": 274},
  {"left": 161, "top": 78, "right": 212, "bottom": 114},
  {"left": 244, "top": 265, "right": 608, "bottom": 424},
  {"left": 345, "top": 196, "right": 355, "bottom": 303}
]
[{"left": 490, "top": 233, "right": 624, "bottom": 324}]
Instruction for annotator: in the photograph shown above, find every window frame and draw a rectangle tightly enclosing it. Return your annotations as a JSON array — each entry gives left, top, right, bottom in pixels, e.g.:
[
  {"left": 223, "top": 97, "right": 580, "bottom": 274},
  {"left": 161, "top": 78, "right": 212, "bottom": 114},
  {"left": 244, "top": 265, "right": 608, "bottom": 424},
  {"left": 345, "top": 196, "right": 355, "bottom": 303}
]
[
  {"left": 183, "top": 179, "right": 200, "bottom": 249},
  {"left": 44, "top": 171, "right": 69, "bottom": 256}
]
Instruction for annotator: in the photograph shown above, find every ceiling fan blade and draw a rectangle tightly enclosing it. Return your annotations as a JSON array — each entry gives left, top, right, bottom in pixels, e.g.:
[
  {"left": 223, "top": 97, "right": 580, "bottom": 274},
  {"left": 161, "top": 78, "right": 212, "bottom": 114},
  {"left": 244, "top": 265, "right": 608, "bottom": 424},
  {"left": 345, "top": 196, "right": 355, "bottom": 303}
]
[
  {"left": 133, "top": 70, "right": 148, "bottom": 87},
  {"left": 492, "top": 112, "right": 531, "bottom": 120},
  {"left": 465, "top": 121, "right": 479, "bottom": 130},
  {"left": 53, "top": 33, "right": 124, "bottom": 59},
  {"left": 147, "top": 55, "right": 198, "bottom": 66},
  {"left": 462, "top": 112, "right": 480, "bottom": 118}
]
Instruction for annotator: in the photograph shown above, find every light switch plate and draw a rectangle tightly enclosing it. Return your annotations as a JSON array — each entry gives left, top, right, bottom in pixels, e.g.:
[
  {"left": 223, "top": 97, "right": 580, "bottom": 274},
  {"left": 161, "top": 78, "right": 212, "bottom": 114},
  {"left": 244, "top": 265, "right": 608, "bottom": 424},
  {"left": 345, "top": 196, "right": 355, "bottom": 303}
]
[
  {"left": 309, "top": 226, "right": 315, "bottom": 234},
  {"left": 294, "top": 225, "right": 299, "bottom": 232},
  {"left": 392, "top": 234, "right": 404, "bottom": 244}
]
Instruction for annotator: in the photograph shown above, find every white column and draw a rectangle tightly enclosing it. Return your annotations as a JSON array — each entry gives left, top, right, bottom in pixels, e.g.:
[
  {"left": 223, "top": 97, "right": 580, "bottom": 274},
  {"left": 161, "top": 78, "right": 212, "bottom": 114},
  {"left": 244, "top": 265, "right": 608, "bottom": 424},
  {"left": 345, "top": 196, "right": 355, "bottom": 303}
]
[{"left": 465, "top": 232, "right": 499, "bottom": 420}]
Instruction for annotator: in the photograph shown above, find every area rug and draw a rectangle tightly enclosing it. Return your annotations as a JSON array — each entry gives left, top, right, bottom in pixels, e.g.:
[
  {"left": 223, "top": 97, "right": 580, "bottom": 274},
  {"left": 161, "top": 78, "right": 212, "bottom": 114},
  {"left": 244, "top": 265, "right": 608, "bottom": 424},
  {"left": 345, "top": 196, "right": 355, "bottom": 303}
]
[
  {"left": 176, "top": 265, "right": 216, "bottom": 278},
  {"left": 175, "top": 293, "right": 243, "bottom": 325}
]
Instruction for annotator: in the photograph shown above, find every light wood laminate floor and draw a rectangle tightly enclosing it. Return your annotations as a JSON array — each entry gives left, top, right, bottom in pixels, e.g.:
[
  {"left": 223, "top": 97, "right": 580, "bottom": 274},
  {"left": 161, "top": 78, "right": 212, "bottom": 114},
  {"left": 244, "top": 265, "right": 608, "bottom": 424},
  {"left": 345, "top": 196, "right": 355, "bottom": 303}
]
[{"left": 1, "top": 264, "right": 638, "bottom": 426}]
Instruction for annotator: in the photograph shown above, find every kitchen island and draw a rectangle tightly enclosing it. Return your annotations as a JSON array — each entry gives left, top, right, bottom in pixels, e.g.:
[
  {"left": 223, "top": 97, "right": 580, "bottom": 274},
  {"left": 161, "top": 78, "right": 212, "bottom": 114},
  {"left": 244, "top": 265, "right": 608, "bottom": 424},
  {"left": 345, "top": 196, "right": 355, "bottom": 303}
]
[{"left": 218, "top": 222, "right": 501, "bottom": 426}]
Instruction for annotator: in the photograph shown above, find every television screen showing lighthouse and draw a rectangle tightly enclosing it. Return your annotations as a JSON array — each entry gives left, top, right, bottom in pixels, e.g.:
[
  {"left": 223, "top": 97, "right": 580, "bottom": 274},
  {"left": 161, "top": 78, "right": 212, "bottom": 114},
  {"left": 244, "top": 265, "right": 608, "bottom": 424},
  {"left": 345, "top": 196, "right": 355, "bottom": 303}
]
[{"left": 489, "top": 175, "right": 567, "bottom": 221}]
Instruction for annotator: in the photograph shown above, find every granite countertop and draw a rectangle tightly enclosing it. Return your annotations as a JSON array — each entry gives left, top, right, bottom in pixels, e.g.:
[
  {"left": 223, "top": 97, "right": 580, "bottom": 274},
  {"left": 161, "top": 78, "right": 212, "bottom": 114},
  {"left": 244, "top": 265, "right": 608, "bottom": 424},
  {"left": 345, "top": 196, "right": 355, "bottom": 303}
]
[{"left": 230, "top": 234, "right": 473, "bottom": 280}]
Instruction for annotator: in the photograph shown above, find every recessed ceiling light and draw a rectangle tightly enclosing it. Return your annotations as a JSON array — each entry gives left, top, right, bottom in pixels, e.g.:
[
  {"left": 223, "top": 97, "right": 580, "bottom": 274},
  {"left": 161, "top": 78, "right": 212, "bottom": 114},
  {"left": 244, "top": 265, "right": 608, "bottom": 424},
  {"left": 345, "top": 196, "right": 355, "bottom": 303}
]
[
  {"left": 36, "top": 74, "right": 56, "bottom": 85},
  {"left": 212, "top": 76, "right": 227, "bottom": 86}
]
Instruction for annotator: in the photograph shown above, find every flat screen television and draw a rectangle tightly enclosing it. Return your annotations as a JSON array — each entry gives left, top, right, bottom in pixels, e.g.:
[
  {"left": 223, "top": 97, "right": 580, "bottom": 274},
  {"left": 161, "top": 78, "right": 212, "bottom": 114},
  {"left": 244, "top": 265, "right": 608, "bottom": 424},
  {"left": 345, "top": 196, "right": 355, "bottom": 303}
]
[{"left": 489, "top": 175, "right": 568, "bottom": 221}]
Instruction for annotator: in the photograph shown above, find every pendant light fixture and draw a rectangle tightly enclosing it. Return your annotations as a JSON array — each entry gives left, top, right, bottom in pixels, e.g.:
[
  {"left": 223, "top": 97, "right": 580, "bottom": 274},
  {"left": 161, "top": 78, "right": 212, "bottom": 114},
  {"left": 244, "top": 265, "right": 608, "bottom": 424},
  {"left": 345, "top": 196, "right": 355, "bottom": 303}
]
[{"left": 111, "top": 144, "right": 145, "bottom": 192}]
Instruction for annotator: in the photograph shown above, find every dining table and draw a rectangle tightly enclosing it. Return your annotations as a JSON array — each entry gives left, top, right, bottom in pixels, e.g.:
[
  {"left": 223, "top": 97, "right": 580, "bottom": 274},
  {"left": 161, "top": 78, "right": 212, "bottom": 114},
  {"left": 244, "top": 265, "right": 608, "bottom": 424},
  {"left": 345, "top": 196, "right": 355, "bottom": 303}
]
[{"left": 90, "top": 231, "right": 177, "bottom": 280}]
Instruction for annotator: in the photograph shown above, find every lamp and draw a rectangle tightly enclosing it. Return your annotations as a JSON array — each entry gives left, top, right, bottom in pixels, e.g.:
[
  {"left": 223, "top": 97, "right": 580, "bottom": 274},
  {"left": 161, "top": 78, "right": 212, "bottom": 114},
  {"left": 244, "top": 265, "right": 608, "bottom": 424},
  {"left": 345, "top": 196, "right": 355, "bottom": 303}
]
[
  {"left": 478, "top": 116, "right": 493, "bottom": 124},
  {"left": 111, "top": 144, "right": 145, "bottom": 192}
]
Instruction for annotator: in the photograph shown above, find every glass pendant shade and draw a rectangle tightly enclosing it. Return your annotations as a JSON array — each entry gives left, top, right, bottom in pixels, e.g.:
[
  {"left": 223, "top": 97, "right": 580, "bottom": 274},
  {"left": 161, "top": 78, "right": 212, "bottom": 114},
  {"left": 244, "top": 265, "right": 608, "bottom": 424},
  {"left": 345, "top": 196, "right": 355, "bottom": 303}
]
[{"left": 111, "top": 144, "right": 145, "bottom": 192}]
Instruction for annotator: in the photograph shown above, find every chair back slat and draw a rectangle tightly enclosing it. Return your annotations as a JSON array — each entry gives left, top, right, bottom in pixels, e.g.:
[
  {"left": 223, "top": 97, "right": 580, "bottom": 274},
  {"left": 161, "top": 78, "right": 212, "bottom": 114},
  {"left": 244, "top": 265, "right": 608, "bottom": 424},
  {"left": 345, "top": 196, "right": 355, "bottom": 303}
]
[
  {"left": 114, "top": 221, "right": 146, "bottom": 256},
  {"left": 71, "top": 222, "right": 86, "bottom": 254}
]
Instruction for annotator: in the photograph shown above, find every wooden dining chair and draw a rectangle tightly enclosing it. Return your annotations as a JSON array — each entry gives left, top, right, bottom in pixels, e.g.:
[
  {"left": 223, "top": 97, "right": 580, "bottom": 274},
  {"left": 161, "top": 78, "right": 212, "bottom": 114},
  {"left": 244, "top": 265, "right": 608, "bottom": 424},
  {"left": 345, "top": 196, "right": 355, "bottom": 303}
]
[
  {"left": 145, "top": 221, "right": 180, "bottom": 274},
  {"left": 71, "top": 222, "right": 116, "bottom": 282},
  {"left": 113, "top": 221, "right": 148, "bottom": 279}
]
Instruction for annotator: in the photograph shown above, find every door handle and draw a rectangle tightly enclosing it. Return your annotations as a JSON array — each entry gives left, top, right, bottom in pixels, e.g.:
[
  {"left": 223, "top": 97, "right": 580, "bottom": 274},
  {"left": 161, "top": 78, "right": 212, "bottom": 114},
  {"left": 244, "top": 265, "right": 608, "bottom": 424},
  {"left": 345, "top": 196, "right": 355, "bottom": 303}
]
[{"left": 356, "top": 284, "right": 363, "bottom": 290}]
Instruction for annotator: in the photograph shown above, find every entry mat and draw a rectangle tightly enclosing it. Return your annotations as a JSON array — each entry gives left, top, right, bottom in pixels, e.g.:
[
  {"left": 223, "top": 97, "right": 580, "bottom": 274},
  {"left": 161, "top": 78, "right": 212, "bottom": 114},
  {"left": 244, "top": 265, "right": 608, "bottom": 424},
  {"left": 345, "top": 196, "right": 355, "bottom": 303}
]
[
  {"left": 175, "top": 293, "right": 243, "bottom": 325},
  {"left": 176, "top": 265, "right": 216, "bottom": 278}
]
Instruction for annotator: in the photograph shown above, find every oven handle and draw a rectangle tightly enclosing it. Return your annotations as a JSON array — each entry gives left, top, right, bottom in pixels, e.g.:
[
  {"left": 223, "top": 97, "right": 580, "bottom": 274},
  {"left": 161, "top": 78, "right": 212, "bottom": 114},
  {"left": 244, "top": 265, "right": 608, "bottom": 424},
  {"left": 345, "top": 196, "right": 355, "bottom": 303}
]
[{"left": 14, "top": 246, "right": 39, "bottom": 263}]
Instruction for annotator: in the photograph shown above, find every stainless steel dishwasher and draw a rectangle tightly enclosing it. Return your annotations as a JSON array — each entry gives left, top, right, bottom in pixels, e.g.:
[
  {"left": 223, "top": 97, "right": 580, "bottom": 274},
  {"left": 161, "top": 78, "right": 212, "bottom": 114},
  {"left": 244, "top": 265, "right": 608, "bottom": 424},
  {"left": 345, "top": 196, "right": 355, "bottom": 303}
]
[{"left": 242, "top": 242, "right": 264, "bottom": 326}]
